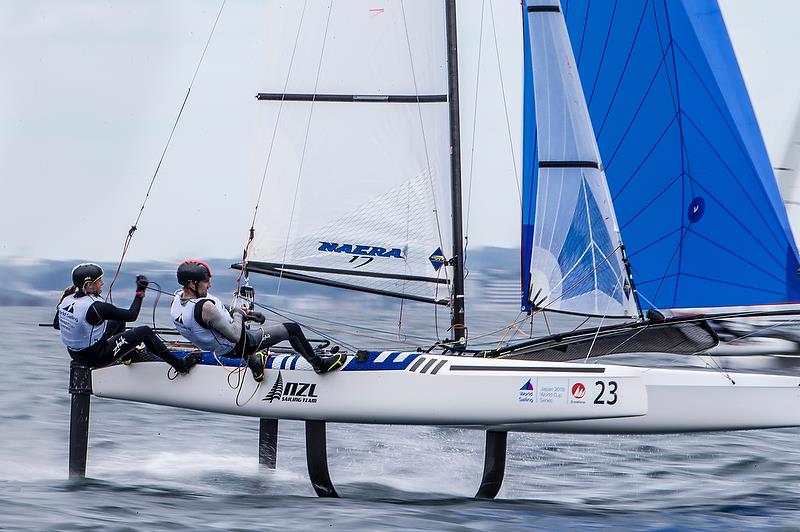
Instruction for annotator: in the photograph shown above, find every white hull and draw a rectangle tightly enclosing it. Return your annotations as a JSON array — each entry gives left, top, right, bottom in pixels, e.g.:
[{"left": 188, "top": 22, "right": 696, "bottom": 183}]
[
  {"left": 509, "top": 367, "right": 800, "bottom": 433},
  {"left": 91, "top": 351, "right": 800, "bottom": 433},
  {"left": 93, "top": 353, "right": 648, "bottom": 426},
  {"left": 707, "top": 336, "right": 800, "bottom": 357}
]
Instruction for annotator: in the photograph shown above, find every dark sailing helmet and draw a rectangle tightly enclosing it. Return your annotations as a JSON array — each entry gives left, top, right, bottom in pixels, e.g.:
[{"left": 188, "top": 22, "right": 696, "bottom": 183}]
[
  {"left": 72, "top": 263, "right": 104, "bottom": 289},
  {"left": 177, "top": 259, "right": 212, "bottom": 286}
]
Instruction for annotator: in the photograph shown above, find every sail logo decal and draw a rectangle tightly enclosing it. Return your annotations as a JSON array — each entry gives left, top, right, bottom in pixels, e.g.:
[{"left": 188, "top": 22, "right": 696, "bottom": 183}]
[
  {"left": 429, "top": 247, "right": 446, "bottom": 271},
  {"left": 687, "top": 197, "right": 705, "bottom": 223},
  {"left": 262, "top": 371, "right": 319, "bottom": 404},
  {"left": 518, "top": 378, "right": 536, "bottom": 403},
  {"left": 318, "top": 241, "right": 403, "bottom": 259},
  {"left": 571, "top": 382, "right": 586, "bottom": 399},
  {"left": 263, "top": 372, "right": 284, "bottom": 402}
]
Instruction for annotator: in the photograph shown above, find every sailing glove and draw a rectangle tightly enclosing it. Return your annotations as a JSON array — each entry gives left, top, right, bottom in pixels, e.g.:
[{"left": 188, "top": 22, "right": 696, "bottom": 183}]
[
  {"left": 135, "top": 275, "right": 149, "bottom": 292},
  {"left": 245, "top": 312, "right": 266, "bottom": 324}
]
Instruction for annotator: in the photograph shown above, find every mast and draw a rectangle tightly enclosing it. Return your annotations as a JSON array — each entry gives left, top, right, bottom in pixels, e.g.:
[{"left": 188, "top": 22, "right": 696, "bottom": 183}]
[{"left": 445, "top": 0, "right": 466, "bottom": 347}]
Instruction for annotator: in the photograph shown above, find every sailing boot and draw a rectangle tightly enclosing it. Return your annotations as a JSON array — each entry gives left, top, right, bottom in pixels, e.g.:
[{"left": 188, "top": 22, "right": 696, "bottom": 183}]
[
  {"left": 310, "top": 353, "right": 345, "bottom": 374},
  {"left": 165, "top": 350, "right": 201, "bottom": 374},
  {"left": 247, "top": 351, "right": 267, "bottom": 382},
  {"left": 174, "top": 351, "right": 202, "bottom": 374}
]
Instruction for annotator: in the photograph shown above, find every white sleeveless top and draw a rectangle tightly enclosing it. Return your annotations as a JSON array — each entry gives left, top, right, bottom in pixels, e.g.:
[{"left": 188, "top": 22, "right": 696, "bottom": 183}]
[
  {"left": 58, "top": 293, "right": 108, "bottom": 350},
  {"left": 170, "top": 292, "right": 236, "bottom": 355}
]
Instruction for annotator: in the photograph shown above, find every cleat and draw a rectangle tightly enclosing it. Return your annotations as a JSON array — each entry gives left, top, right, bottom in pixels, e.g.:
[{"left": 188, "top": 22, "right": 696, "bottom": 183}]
[
  {"left": 314, "top": 353, "right": 344, "bottom": 374},
  {"left": 247, "top": 351, "right": 266, "bottom": 382}
]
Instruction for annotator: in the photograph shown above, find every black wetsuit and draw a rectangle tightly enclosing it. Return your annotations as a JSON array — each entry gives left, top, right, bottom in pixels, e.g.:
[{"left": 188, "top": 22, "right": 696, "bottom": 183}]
[{"left": 54, "top": 293, "right": 179, "bottom": 368}]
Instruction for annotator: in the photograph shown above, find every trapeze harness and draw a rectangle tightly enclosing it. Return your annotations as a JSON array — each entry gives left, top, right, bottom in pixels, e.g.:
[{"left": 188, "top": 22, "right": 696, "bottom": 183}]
[
  {"left": 58, "top": 293, "right": 108, "bottom": 351},
  {"left": 170, "top": 293, "right": 237, "bottom": 356}
]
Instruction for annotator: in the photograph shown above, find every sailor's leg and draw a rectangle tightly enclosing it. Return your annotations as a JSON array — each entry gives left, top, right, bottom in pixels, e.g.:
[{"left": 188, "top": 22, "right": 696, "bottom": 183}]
[
  {"left": 475, "top": 430, "right": 508, "bottom": 499},
  {"left": 242, "top": 329, "right": 268, "bottom": 382},
  {"left": 109, "top": 326, "right": 200, "bottom": 373},
  {"left": 268, "top": 323, "right": 344, "bottom": 374},
  {"left": 305, "top": 420, "right": 338, "bottom": 497}
]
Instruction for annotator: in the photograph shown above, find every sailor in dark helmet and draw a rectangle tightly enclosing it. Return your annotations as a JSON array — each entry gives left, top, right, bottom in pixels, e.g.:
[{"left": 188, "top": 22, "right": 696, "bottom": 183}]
[
  {"left": 170, "top": 259, "right": 344, "bottom": 382},
  {"left": 55, "top": 263, "right": 200, "bottom": 373}
]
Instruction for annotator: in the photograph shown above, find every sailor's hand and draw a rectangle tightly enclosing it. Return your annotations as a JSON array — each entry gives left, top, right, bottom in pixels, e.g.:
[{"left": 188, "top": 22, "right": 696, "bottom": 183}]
[
  {"left": 245, "top": 311, "right": 266, "bottom": 324},
  {"left": 135, "top": 275, "right": 149, "bottom": 292}
]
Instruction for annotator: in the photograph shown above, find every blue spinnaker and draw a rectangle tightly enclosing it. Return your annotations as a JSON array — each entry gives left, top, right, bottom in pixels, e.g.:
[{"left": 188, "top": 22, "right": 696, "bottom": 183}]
[{"left": 550, "top": 0, "right": 800, "bottom": 309}]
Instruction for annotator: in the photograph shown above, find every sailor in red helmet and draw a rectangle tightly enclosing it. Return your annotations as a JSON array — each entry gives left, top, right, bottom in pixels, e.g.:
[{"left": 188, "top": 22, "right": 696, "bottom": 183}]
[
  {"left": 55, "top": 263, "right": 200, "bottom": 373},
  {"left": 170, "top": 259, "right": 343, "bottom": 382}
]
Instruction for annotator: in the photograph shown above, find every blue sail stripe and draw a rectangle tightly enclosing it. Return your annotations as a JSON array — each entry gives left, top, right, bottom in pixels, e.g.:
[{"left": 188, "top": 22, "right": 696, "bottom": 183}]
[
  {"left": 652, "top": 227, "right": 688, "bottom": 307},
  {"left": 686, "top": 228, "right": 786, "bottom": 286},
  {"left": 689, "top": 177, "right": 786, "bottom": 269},
  {"left": 611, "top": 114, "right": 679, "bottom": 200},
  {"left": 593, "top": 1, "right": 650, "bottom": 135},
  {"left": 597, "top": 16, "right": 671, "bottom": 141},
  {"left": 619, "top": 172, "right": 682, "bottom": 231},
  {"left": 585, "top": 0, "right": 620, "bottom": 106},
  {"left": 637, "top": 272, "right": 785, "bottom": 298},
  {"left": 603, "top": 51, "right": 675, "bottom": 173},
  {"left": 680, "top": 113, "right": 786, "bottom": 254}
]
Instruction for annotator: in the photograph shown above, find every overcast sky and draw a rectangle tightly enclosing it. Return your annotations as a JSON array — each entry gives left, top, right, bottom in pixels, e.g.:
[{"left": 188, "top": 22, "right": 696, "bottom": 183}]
[{"left": 1, "top": 0, "right": 799, "bottom": 262}]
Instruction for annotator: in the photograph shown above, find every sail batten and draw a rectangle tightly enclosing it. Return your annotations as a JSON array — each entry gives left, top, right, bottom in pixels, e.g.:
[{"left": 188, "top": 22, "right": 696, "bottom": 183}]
[{"left": 256, "top": 93, "right": 447, "bottom": 103}]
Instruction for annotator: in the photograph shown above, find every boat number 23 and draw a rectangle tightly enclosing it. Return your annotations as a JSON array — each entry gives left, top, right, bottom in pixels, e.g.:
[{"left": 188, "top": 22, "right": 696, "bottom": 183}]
[{"left": 594, "top": 380, "right": 618, "bottom": 405}]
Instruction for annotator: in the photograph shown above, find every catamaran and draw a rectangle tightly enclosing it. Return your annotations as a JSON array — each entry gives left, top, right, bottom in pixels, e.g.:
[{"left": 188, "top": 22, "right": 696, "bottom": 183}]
[{"left": 86, "top": 0, "right": 800, "bottom": 497}]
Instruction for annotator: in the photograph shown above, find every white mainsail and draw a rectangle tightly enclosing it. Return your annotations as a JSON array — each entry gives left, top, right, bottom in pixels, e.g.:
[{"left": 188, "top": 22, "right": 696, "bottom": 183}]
[
  {"left": 247, "top": 2, "right": 453, "bottom": 304},
  {"left": 775, "top": 108, "right": 800, "bottom": 249}
]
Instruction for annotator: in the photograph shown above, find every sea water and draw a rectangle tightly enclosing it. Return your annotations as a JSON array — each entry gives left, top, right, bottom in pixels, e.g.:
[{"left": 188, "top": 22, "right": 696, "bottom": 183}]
[{"left": 2, "top": 306, "right": 800, "bottom": 531}]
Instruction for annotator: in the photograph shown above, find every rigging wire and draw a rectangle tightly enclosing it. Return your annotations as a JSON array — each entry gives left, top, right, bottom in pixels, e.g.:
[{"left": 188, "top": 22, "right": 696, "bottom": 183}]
[
  {"left": 399, "top": 0, "right": 452, "bottom": 298},
  {"left": 488, "top": 1, "right": 521, "bottom": 203},
  {"left": 275, "top": 0, "right": 334, "bottom": 299},
  {"left": 583, "top": 274, "right": 626, "bottom": 360},
  {"left": 237, "top": 0, "right": 310, "bottom": 298},
  {"left": 251, "top": 299, "right": 359, "bottom": 351},
  {"left": 107, "top": 0, "right": 228, "bottom": 301},
  {"left": 463, "top": 0, "right": 485, "bottom": 247}
]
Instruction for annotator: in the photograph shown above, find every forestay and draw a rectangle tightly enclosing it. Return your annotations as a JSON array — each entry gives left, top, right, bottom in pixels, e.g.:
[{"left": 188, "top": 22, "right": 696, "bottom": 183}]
[
  {"left": 563, "top": 0, "right": 800, "bottom": 309},
  {"left": 522, "top": 0, "right": 639, "bottom": 319},
  {"left": 247, "top": 2, "right": 453, "bottom": 305}
]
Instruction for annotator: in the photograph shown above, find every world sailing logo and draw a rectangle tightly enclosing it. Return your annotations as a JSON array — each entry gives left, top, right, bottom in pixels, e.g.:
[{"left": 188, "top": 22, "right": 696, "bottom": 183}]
[
  {"left": 518, "top": 379, "right": 535, "bottom": 403},
  {"left": 318, "top": 241, "right": 404, "bottom": 259}
]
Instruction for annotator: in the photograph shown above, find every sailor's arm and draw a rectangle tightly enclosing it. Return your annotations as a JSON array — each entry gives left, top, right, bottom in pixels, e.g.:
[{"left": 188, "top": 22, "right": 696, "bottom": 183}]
[
  {"left": 85, "top": 274, "right": 148, "bottom": 325},
  {"left": 86, "top": 295, "right": 143, "bottom": 325},
  {"left": 201, "top": 301, "right": 245, "bottom": 343}
]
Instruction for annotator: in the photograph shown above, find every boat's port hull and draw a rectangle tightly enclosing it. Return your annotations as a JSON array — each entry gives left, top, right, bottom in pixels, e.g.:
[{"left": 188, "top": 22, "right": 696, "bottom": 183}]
[
  {"left": 91, "top": 350, "right": 800, "bottom": 433},
  {"left": 92, "top": 351, "right": 648, "bottom": 426}
]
